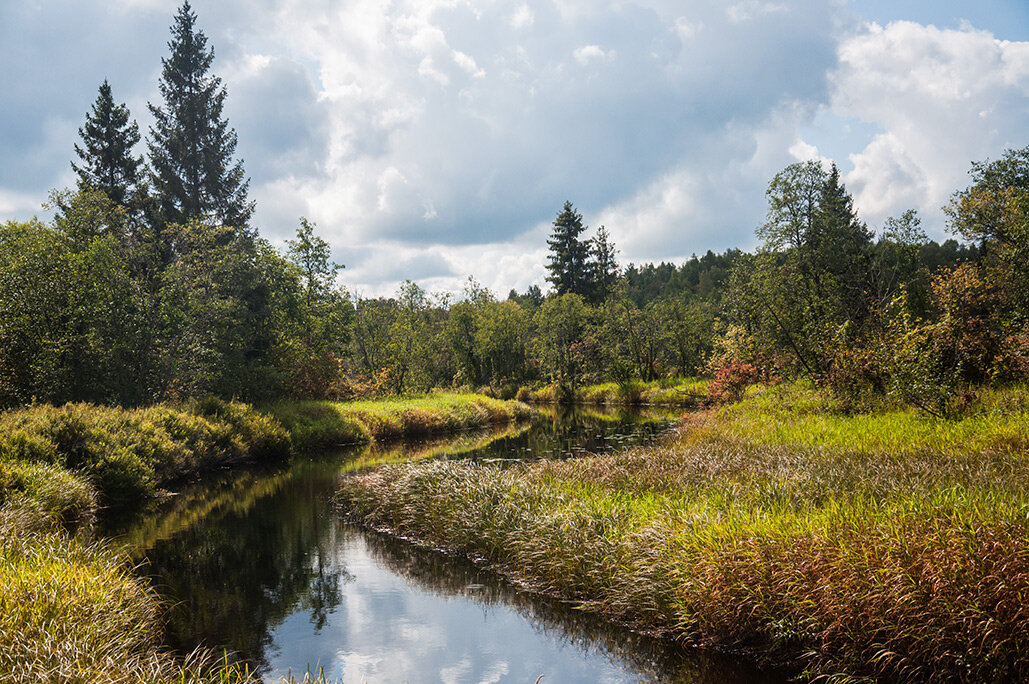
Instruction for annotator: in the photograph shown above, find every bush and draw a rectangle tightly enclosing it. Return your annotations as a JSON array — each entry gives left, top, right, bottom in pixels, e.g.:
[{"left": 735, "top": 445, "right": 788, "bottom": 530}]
[{"left": 706, "top": 360, "right": 760, "bottom": 405}]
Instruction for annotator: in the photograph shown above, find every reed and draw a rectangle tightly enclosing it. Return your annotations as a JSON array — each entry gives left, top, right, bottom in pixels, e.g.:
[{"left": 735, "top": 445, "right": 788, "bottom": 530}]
[{"left": 338, "top": 382, "right": 1029, "bottom": 681}]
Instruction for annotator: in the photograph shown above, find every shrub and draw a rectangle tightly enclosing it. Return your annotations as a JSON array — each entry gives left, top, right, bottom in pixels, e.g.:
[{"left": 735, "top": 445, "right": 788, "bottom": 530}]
[{"left": 706, "top": 360, "right": 760, "bottom": 405}]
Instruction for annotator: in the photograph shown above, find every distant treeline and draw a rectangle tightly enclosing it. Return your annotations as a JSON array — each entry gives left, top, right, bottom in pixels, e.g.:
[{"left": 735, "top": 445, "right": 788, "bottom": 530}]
[{"left": 0, "top": 2, "right": 1025, "bottom": 413}]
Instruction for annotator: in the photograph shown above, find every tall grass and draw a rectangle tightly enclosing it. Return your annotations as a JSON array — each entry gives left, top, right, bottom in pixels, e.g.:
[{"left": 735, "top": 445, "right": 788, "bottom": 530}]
[
  {"left": 338, "top": 382, "right": 1029, "bottom": 681},
  {"left": 533, "top": 378, "right": 709, "bottom": 407},
  {"left": 264, "top": 392, "right": 533, "bottom": 451},
  {"left": 0, "top": 399, "right": 290, "bottom": 511}
]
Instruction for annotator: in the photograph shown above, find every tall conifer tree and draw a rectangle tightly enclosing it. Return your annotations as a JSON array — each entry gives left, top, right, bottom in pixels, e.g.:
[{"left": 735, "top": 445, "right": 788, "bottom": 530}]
[
  {"left": 72, "top": 80, "right": 142, "bottom": 207},
  {"left": 588, "top": 224, "right": 619, "bottom": 302},
  {"left": 148, "top": 1, "right": 254, "bottom": 230},
  {"left": 545, "top": 201, "right": 591, "bottom": 296}
]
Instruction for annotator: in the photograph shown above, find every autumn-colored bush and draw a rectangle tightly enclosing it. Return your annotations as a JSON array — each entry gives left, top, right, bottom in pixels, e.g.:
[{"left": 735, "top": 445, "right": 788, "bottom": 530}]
[{"left": 706, "top": 360, "right": 761, "bottom": 404}]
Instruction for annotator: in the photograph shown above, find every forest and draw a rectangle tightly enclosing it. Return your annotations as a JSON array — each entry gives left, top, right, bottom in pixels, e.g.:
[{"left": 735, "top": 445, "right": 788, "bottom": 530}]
[
  {"left": 1, "top": 3, "right": 1024, "bottom": 414},
  {"left": 1, "top": 136, "right": 1022, "bottom": 414}
]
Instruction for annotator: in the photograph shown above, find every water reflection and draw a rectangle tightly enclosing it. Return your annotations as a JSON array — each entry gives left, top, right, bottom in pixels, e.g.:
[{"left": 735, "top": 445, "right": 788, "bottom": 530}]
[{"left": 113, "top": 408, "right": 781, "bottom": 682}]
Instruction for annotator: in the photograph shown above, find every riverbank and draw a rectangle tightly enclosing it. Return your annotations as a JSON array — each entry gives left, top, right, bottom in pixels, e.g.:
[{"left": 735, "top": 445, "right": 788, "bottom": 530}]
[
  {"left": 338, "top": 381, "right": 1029, "bottom": 682},
  {"left": 0, "top": 393, "right": 530, "bottom": 682},
  {"left": 264, "top": 393, "right": 533, "bottom": 450},
  {"left": 531, "top": 377, "right": 709, "bottom": 407}
]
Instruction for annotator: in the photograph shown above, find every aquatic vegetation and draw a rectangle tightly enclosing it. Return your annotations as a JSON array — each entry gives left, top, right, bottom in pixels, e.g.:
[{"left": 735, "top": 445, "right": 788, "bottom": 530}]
[{"left": 339, "top": 382, "right": 1029, "bottom": 681}]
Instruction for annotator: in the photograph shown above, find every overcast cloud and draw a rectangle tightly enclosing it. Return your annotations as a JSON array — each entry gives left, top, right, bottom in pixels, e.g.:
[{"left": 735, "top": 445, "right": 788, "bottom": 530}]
[{"left": 1, "top": 0, "right": 1027, "bottom": 296}]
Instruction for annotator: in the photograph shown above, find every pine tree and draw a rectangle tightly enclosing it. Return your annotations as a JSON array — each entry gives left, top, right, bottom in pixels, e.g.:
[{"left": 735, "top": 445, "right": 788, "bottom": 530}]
[
  {"left": 72, "top": 80, "right": 142, "bottom": 207},
  {"left": 148, "top": 1, "right": 253, "bottom": 230},
  {"left": 545, "top": 201, "right": 591, "bottom": 296}
]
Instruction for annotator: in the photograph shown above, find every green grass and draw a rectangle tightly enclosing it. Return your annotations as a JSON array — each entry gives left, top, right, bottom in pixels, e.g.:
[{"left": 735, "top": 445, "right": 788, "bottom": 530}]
[
  {"left": 338, "top": 382, "right": 1029, "bottom": 682},
  {"left": 264, "top": 392, "right": 533, "bottom": 451},
  {"left": 0, "top": 399, "right": 290, "bottom": 512},
  {"left": 533, "top": 378, "right": 709, "bottom": 407},
  {"left": 715, "top": 381, "right": 1029, "bottom": 457}
]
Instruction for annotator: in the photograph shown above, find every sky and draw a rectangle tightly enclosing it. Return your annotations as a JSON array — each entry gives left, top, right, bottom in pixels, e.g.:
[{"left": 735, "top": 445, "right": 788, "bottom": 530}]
[{"left": 1, "top": 0, "right": 1027, "bottom": 298}]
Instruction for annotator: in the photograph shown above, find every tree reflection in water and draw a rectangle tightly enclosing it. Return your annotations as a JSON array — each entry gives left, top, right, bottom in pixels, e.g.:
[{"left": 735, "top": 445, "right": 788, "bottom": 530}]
[{"left": 113, "top": 409, "right": 779, "bottom": 682}]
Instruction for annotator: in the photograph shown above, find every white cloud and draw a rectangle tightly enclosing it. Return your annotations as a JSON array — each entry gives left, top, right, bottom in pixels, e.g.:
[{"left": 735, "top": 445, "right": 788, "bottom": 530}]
[
  {"left": 727, "top": 1, "right": 787, "bottom": 24},
  {"left": 0, "top": 188, "right": 41, "bottom": 216},
  {"left": 832, "top": 21, "right": 1029, "bottom": 233},
  {"left": 509, "top": 4, "right": 533, "bottom": 29},
  {"left": 18, "top": 2, "right": 1029, "bottom": 296},
  {"left": 573, "top": 44, "right": 612, "bottom": 65},
  {"left": 674, "top": 17, "right": 703, "bottom": 39},
  {"left": 788, "top": 138, "right": 833, "bottom": 168}
]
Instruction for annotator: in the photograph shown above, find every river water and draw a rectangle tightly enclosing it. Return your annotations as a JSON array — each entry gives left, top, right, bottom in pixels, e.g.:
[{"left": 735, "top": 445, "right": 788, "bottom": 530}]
[{"left": 114, "top": 406, "right": 783, "bottom": 683}]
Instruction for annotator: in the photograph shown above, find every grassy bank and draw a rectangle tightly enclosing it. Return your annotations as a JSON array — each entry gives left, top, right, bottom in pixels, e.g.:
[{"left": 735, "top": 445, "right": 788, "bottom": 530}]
[
  {"left": 338, "top": 382, "right": 1029, "bottom": 682},
  {"left": 0, "top": 398, "right": 290, "bottom": 513},
  {"left": 264, "top": 392, "right": 533, "bottom": 451},
  {"left": 532, "top": 378, "right": 709, "bottom": 407},
  {"left": 0, "top": 393, "right": 529, "bottom": 683}
]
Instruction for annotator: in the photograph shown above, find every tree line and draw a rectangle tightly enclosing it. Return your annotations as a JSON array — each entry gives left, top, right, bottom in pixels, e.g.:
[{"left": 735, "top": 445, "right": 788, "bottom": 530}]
[{"left": 0, "top": 2, "right": 1025, "bottom": 411}]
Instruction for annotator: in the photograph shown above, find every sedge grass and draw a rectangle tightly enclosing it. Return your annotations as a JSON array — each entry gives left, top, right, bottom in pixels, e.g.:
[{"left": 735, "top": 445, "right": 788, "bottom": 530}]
[{"left": 338, "top": 382, "right": 1029, "bottom": 682}]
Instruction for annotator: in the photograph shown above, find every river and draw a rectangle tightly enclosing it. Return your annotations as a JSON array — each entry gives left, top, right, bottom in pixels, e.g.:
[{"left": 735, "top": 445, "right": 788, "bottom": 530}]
[{"left": 113, "top": 406, "right": 784, "bottom": 683}]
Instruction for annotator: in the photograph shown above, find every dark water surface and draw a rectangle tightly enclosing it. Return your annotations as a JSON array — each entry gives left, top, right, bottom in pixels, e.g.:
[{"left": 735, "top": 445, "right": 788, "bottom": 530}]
[{"left": 114, "top": 406, "right": 784, "bottom": 683}]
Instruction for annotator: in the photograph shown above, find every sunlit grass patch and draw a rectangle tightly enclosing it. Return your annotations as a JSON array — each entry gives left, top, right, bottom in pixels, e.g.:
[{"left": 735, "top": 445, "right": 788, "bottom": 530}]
[
  {"left": 536, "top": 378, "right": 709, "bottom": 407},
  {"left": 0, "top": 502, "right": 203, "bottom": 683},
  {"left": 712, "top": 381, "right": 1029, "bottom": 457},
  {"left": 266, "top": 393, "right": 532, "bottom": 450},
  {"left": 0, "top": 400, "right": 291, "bottom": 511}
]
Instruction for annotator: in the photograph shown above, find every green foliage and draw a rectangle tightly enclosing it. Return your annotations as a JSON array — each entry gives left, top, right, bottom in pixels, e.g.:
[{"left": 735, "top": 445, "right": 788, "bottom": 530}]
[
  {"left": 545, "top": 201, "right": 591, "bottom": 297},
  {"left": 280, "top": 219, "right": 352, "bottom": 398},
  {"left": 0, "top": 216, "right": 148, "bottom": 406},
  {"left": 742, "top": 162, "right": 873, "bottom": 378},
  {"left": 946, "top": 144, "right": 1029, "bottom": 318},
  {"left": 545, "top": 203, "right": 621, "bottom": 304},
  {"left": 157, "top": 222, "right": 284, "bottom": 400},
  {"left": 533, "top": 293, "right": 588, "bottom": 390},
  {"left": 588, "top": 225, "right": 619, "bottom": 302}
]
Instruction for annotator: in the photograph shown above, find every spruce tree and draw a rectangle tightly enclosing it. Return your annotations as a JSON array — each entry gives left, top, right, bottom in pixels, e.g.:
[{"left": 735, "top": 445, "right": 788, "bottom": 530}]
[
  {"left": 588, "top": 224, "right": 619, "bottom": 302},
  {"left": 72, "top": 80, "right": 142, "bottom": 207},
  {"left": 545, "top": 201, "right": 591, "bottom": 296},
  {"left": 148, "top": 1, "right": 254, "bottom": 230},
  {"left": 813, "top": 164, "right": 872, "bottom": 321}
]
